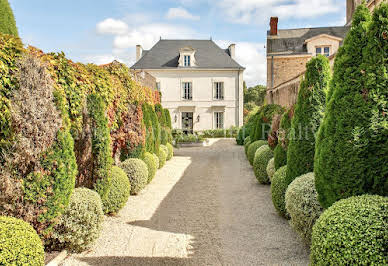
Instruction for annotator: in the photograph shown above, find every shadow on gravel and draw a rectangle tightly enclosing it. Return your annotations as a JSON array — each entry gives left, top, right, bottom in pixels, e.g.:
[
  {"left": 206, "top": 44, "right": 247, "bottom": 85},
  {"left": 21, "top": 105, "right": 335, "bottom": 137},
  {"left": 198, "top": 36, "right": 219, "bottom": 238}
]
[{"left": 78, "top": 256, "right": 191, "bottom": 266}]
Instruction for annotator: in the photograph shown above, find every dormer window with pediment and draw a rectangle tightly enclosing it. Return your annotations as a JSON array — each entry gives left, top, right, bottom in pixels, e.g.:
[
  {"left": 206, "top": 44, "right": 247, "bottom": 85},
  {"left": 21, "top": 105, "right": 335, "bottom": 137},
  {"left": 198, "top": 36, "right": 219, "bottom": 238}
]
[{"left": 179, "top": 46, "right": 197, "bottom": 67}]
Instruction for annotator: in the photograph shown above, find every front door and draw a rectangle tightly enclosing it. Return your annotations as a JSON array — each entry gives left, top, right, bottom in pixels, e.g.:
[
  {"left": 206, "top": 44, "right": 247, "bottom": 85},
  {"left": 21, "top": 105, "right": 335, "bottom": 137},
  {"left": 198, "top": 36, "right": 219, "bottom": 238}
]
[{"left": 182, "top": 112, "right": 193, "bottom": 134}]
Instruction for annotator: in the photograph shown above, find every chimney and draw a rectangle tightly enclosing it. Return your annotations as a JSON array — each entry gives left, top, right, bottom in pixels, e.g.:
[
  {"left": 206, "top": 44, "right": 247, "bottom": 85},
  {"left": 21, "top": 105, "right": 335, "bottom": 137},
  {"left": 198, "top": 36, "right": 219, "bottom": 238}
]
[
  {"left": 228, "top": 44, "right": 236, "bottom": 60},
  {"left": 270, "top": 17, "right": 278, "bottom": 36},
  {"left": 136, "top": 45, "right": 143, "bottom": 61}
]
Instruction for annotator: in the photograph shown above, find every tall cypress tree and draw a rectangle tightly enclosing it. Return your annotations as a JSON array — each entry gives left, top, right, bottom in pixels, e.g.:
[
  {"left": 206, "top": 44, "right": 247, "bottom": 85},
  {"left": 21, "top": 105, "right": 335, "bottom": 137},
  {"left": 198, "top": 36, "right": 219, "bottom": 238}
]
[
  {"left": 315, "top": 4, "right": 387, "bottom": 209},
  {"left": 0, "top": 0, "right": 19, "bottom": 37},
  {"left": 285, "top": 55, "right": 330, "bottom": 187}
]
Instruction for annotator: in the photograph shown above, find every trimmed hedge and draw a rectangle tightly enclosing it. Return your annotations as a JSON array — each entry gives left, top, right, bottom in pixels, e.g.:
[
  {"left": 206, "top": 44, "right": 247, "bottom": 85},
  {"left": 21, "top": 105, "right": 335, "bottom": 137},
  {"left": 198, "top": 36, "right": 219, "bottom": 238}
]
[
  {"left": 314, "top": 4, "right": 388, "bottom": 208},
  {"left": 285, "top": 55, "right": 330, "bottom": 188},
  {"left": 102, "top": 166, "right": 131, "bottom": 214},
  {"left": 120, "top": 158, "right": 148, "bottom": 195},
  {"left": 270, "top": 165, "right": 288, "bottom": 218},
  {"left": 49, "top": 188, "right": 104, "bottom": 252},
  {"left": 143, "top": 152, "right": 157, "bottom": 183},
  {"left": 310, "top": 195, "right": 388, "bottom": 265},
  {"left": 266, "top": 158, "right": 276, "bottom": 182},
  {"left": 0, "top": 0, "right": 18, "bottom": 37},
  {"left": 285, "top": 172, "right": 323, "bottom": 245},
  {"left": 253, "top": 145, "right": 274, "bottom": 184},
  {"left": 166, "top": 143, "right": 173, "bottom": 160},
  {"left": 0, "top": 216, "right": 44, "bottom": 266},
  {"left": 247, "top": 140, "right": 267, "bottom": 165},
  {"left": 274, "top": 108, "right": 293, "bottom": 170},
  {"left": 152, "top": 153, "right": 160, "bottom": 169},
  {"left": 158, "top": 146, "right": 167, "bottom": 169}
]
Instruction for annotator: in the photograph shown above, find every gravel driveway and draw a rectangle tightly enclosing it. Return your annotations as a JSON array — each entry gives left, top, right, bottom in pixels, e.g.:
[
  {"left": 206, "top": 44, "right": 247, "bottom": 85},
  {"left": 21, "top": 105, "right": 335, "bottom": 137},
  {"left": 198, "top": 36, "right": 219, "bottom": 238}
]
[{"left": 62, "top": 139, "right": 309, "bottom": 266}]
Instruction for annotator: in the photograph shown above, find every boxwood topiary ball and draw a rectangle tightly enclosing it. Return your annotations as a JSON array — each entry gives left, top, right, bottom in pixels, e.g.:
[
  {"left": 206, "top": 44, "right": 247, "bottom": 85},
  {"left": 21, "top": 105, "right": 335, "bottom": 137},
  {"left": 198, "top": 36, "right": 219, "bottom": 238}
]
[
  {"left": 285, "top": 172, "right": 323, "bottom": 245},
  {"left": 49, "top": 188, "right": 104, "bottom": 252},
  {"left": 253, "top": 145, "right": 273, "bottom": 184},
  {"left": 247, "top": 140, "right": 267, "bottom": 165},
  {"left": 271, "top": 165, "right": 289, "bottom": 218},
  {"left": 120, "top": 158, "right": 148, "bottom": 195},
  {"left": 152, "top": 153, "right": 160, "bottom": 169},
  {"left": 143, "top": 152, "right": 157, "bottom": 183},
  {"left": 102, "top": 166, "right": 131, "bottom": 214},
  {"left": 158, "top": 146, "right": 167, "bottom": 169},
  {"left": 310, "top": 195, "right": 388, "bottom": 265},
  {"left": 266, "top": 158, "right": 276, "bottom": 182},
  {"left": 0, "top": 216, "right": 44, "bottom": 266},
  {"left": 244, "top": 136, "right": 251, "bottom": 156},
  {"left": 166, "top": 143, "right": 174, "bottom": 160}
]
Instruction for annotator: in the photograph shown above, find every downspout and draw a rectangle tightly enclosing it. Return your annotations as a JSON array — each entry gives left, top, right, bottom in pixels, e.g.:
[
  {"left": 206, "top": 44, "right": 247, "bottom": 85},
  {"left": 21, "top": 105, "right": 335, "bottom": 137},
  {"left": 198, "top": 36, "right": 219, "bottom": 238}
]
[{"left": 271, "top": 55, "right": 274, "bottom": 104}]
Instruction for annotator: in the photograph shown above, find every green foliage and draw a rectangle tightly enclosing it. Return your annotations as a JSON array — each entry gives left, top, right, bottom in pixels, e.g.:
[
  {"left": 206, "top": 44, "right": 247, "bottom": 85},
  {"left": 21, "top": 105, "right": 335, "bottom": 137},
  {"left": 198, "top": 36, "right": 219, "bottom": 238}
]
[
  {"left": 252, "top": 104, "right": 284, "bottom": 142},
  {"left": 201, "top": 127, "right": 238, "bottom": 138},
  {"left": 253, "top": 145, "right": 274, "bottom": 184},
  {"left": 286, "top": 55, "right": 330, "bottom": 188},
  {"left": 266, "top": 158, "right": 276, "bottom": 182},
  {"left": 143, "top": 152, "right": 157, "bottom": 183},
  {"left": 244, "top": 84, "right": 266, "bottom": 106},
  {"left": 314, "top": 4, "right": 388, "bottom": 208},
  {"left": 0, "top": 0, "right": 18, "bottom": 37},
  {"left": 236, "top": 126, "right": 246, "bottom": 145},
  {"left": 87, "top": 93, "right": 113, "bottom": 200},
  {"left": 0, "top": 216, "right": 44, "bottom": 266},
  {"left": 270, "top": 165, "right": 288, "bottom": 218},
  {"left": 243, "top": 136, "right": 251, "bottom": 156},
  {"left": 102, "top": 166, "right": 131, "bottom": 214},
  {"left": 164, "top": 109, "right": 172, "bottom": 129},
  {"left": 166, "top": 143, "right": 173, "bottom": 161},
  {"left": 49, "top": 188, "right": 104, "bottom": 252},
  {"left": 285, "top": 173, "right": 323, "bottom": 245},
  {"left": 174, "top": 132, "right": 205, "bottom": 144},
  {"left": 152, "top": 153, "right": 159, "bottom": 170},
  {"left": 120, "top": 158, "right": 148, "bottom": 195},
  {"left": 158, "top": 146, "right": 167, "bottom": 169},
  {"left": 274, "top": 108, "right": 293, "bottom": 170},
  {"left": 247, "top": 140, "right": 267, "bottom": 165},
  {"left": 310, "top": 195, "right": 388, "bottom": 265}
]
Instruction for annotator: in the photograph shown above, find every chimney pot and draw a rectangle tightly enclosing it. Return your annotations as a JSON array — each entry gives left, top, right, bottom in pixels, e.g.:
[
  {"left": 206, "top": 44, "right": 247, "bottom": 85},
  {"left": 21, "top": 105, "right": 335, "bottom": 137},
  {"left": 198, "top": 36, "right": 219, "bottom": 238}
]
[
  {"left": 228, "top": 44, "right": 236, "bottom": 60},
  {"left": 136, "top": 45, "right": 143, "bottom": 61},
  {"left": 270, "top": 17, "right": 278, "bottom": 36}
]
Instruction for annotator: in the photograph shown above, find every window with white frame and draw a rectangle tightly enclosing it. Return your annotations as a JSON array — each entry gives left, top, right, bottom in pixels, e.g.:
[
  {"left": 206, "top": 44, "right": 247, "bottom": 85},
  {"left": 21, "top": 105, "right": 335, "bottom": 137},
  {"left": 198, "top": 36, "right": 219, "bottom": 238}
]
[
  {"left": 214, "top": 112, "right": 224, "bottom": 129},
  {"left": 214, "top": 82, "right": 224, "bottom": 100},
  {"left": 316, "top": 46, "right": 330, "bottom": 57},
  {"left": 182, "top": 82, "right": 192, "bottom": 100},
  {"left": 184, "top": 55, "right": 191, "bottom": 67}
]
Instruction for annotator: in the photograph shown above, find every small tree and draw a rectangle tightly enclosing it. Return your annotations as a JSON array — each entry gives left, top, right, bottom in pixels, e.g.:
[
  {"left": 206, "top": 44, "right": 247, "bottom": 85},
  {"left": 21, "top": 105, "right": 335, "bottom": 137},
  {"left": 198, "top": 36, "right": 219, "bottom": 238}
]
[
  {"left": 252, "top": 104, "right": 284, "bottom": 142},
  {"left": 286, "top": 55, "right": 330, "bottom": 187},
  {"left": 0, "top": 0, "right": 19, "bottom": 37},
  {"left": 315, "top": 4, "right": 388, "bottom": 208},
  {"left": 274, "top": 107, "right": 293, "bottom": 170}
]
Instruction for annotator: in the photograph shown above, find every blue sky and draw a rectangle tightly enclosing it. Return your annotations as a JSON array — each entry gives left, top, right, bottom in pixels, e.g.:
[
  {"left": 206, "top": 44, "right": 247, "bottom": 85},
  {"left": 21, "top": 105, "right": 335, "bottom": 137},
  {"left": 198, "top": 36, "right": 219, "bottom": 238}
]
[{"left": 10, "top": 0, "right": 346, "bottom": 86}]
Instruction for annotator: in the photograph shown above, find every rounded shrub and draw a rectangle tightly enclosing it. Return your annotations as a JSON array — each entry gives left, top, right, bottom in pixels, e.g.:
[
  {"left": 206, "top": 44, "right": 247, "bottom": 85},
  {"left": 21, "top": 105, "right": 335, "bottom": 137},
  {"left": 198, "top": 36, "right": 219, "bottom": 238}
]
[
  {"left": 247, "top": 140, "right": 267, "bottom": 165},
  {"left": 158, "top": 146, "right": 167, "bottom": 169},
  {"left": 160, "top": 144, "right": 169, "bottom": 160},
  {"left": 310, "top": 195, "right": 388, "bottom": 265},
  {"left": 244, "top": 136, "right": 251, "bottom": 156},
  {"left": 253, "top": 145, "right": 274, "bottom": 184},
  {"left": 50, "top": 188, "right": 104, "bottom": 252},
  {"left": 270, "top": 165, "right": 288, "bottom": 218},
  {"left": 266, "top": 158, "right": 276, "bottom": 182},
  {"left": 286, "top": 55, "right": 330, "bottom": 188},
  {"left": 102, "top": 166, "right": 131, "bottom": 214},
  {"left": 285, "top": 172, "right": 323, "bottom": 244},
  {"left": 166, "top": 143, "right": 173, "bottom": 160},
  {"left": 143, "top": 152, "right": 157, "bottom": 183},
  {"left": 0, "top": 216, "right": 44, "bottom": 266},
  {"left": 152, "top": 153, "right": 160, "bottom": 169},
  {"left": 120, "top": 158, "right": 148, "bottom": 195}
]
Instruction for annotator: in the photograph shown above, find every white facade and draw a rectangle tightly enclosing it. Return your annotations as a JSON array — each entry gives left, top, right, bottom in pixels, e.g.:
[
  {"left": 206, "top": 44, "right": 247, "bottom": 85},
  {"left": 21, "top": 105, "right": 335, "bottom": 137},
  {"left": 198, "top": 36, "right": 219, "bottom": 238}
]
[{"left": 146, "top": 68, "right": 244, "bottom": 131}]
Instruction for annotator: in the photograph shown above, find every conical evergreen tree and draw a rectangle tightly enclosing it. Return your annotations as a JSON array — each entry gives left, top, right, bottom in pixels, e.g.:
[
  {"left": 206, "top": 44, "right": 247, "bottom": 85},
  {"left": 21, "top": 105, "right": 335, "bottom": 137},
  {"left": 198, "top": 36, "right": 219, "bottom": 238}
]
[
  {"left": 315, "top": 4, "right": 387, "bottom": 209},
  {"left": 285, "top": 55, "right": 330, "bottom": 187},
  {"left": 0, "top": 0, "right": 19, "bottom": 37}
]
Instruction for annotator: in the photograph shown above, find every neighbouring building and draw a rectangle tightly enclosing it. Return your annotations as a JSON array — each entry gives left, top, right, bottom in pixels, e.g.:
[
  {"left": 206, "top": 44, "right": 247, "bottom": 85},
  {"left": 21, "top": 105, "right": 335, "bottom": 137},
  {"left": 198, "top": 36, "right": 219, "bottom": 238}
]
[
  {"left": 131, "top": 39, "right": 245, "bottom": 132},
  {"left": 266, "top": 0, "right": 383, "bottom": 107}
]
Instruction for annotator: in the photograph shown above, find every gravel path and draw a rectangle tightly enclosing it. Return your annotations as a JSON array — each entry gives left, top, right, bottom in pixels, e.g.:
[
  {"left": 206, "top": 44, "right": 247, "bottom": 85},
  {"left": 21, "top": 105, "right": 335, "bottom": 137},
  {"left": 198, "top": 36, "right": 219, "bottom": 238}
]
[{"left": 62, "top": 139, "right": 309, "bottom": 266}]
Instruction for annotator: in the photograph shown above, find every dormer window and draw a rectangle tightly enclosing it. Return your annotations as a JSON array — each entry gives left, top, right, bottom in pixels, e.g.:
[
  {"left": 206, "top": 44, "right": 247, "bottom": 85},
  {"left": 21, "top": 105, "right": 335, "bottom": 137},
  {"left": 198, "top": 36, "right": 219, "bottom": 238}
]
[
  {"left": 316, "top": 46, "right": 330, "bottom": 57},
  {"left": 184, "top": 55, "right": 191, "bottom": 67}
]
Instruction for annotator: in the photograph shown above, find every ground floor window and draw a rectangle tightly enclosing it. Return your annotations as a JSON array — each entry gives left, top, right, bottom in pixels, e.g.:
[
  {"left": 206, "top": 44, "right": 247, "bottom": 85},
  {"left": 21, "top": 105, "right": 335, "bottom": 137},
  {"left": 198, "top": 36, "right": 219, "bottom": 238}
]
[{"left": 214, "top": 112, "right": 224, "bottom": 129}]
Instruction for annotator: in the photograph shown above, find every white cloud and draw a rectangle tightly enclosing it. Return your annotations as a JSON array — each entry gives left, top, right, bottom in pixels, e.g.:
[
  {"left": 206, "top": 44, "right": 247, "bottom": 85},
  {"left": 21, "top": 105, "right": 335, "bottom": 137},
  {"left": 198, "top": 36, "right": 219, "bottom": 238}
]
[
  {"left": 166, "top": 7, "right": 200, "bottom": 20},
  {"left": 218, "top": 0, "right": 340, "bottom": 24},
  {"left": 216, "top": 40, "right": 266, "bottom": 86},
  {"left": 83, "top": 54, "right": 118, "bottom": 65},
  {"left": 96, "top": 18, "right": 128, "bottom": 35}
]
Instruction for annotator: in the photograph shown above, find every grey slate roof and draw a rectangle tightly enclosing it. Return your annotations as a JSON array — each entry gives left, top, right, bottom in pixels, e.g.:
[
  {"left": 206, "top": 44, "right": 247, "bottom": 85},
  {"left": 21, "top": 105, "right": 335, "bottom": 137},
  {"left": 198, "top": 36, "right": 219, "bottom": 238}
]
[
  {"left": 267, "top": 26, "right": 350, "bottom": 55},
  {"left": 131, "top": 40, "right": 244, "bottom": 70}
]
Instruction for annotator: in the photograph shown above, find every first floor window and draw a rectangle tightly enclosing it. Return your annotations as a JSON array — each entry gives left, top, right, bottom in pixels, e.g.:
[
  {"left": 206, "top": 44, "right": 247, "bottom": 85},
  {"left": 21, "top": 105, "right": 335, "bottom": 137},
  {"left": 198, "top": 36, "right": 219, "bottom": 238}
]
[
  {"left": 182, "top": 82, "right": 192, "bottom": 100},
  {"left": 214, "top": 82, "right": 224, "bottom": 100},
  {"left": 214, "top": 112, "right": 224, "bottom": 129},
  {"left": 316, "top": 46, "right": 330, "bottom": 57}
]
